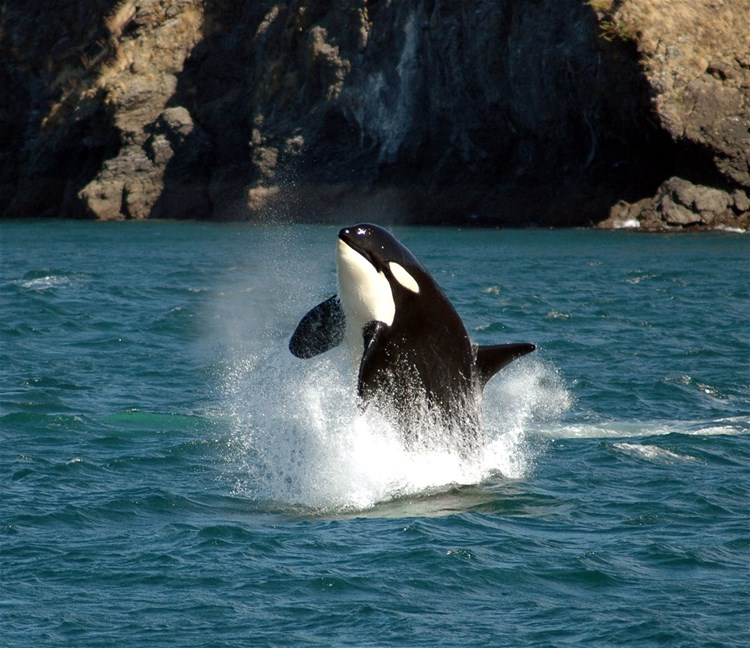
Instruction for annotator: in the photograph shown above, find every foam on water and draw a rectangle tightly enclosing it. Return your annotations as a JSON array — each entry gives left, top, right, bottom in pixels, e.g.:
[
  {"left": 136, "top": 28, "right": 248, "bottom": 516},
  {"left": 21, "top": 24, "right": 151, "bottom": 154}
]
[
  {"left": 481, "top": 357, "right": 573, "bottom": 477},
  {"left": 222, "top": 340, "right": 572, "bottom": 511},
  {"left": 538, "top": 416, "right": 750, "bottom": 440},
  {"left": 612, "top": 442, "right": 698, "bottom": 463},
  {"left": 10, "top": 269, "right": 92, "bottom": 292}
]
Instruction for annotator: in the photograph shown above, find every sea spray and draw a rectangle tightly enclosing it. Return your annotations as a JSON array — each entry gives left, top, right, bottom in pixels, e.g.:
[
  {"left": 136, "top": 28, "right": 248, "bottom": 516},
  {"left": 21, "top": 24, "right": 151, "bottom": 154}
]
[
  {"left": 482, "top": 356, "right": 573, "bottom": 478},
  {"left": 223, "top": 341, "right": 572, "bottom": 511},
  {"left": 213, "top": 227, "right": 574, "bottom": 511}
]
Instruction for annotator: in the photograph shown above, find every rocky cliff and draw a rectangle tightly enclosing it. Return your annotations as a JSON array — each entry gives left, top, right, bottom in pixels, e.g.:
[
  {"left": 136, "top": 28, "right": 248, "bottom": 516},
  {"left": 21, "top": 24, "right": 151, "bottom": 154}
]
[
  {"left": 597, "top": 0, "right": 750, "bottom": 231},
  {"left": 1, "top": 0, "right": 748, "bottom": 229}
]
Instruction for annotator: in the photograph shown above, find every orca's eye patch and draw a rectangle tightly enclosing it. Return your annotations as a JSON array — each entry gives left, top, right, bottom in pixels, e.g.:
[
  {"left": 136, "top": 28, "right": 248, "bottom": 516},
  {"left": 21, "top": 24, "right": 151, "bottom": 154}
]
[{"left": 388, "top": 262, "right": 420, "bottom": 293}]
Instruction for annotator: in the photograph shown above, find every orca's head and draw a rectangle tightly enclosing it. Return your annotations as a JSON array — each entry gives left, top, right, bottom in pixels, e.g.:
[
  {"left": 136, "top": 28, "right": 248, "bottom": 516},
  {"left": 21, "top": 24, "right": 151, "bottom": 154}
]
[
  {"left": 336, "top": 224, "right": 425, "bottom": 356},
  {"left": 337, "top": 224, "right": 424, "bottom": 295}
]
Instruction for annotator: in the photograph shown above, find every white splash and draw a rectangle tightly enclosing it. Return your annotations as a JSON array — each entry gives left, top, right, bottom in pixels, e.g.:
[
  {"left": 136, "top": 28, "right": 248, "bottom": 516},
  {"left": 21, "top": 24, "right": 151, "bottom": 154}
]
[
  {"left": 222, "top": 341, "right": 571, "bottom": 511},
  {"left": 481, "top": 358, "right": 573, "bottom": 479},
  {"left": 213, "top": 226, "right": 572, "bottom": 512},
  {"left": 610, "top": 218, "right": 641, "bottom": 229}
]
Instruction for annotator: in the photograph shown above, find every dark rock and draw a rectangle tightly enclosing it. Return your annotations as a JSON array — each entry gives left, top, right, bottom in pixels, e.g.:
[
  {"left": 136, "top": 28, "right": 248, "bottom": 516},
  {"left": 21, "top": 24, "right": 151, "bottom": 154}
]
[
  {"left": 661, "top": 196, "right": 702, "bottom": 227},
  {"left": 601, "top": 176, "right": 747, "bottom": 231}
]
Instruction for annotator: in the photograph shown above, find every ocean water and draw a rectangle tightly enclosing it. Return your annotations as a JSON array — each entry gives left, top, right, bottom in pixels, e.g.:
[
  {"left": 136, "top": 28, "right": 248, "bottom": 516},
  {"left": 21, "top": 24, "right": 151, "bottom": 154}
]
[{"left": 1, "top": 220, "right": 748, "bottom": 647}]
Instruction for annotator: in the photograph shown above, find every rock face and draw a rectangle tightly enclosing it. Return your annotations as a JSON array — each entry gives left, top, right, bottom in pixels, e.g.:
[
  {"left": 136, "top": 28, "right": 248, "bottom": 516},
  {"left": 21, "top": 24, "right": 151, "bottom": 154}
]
[
  {"left": 0, "top": 0, "right": 205, "bottom": 220},
  {"left": 0, "top": 0, "right": 748, "bottom": 228},
  {"left": 597, "top": 0, "right": 750, "bottom": 231}
]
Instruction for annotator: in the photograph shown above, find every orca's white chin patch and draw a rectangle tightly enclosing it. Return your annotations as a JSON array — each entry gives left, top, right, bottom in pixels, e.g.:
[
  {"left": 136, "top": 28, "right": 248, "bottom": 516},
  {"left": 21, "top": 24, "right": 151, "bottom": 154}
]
[{"left": 337, "top": 239, "right": 395, "bottom": 360}]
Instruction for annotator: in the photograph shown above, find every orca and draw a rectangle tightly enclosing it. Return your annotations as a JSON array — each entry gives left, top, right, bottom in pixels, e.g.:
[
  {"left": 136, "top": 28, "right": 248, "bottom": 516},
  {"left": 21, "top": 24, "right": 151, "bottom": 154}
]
[{"left": 289, "top": 223, "right": 535, "bottom": 453}]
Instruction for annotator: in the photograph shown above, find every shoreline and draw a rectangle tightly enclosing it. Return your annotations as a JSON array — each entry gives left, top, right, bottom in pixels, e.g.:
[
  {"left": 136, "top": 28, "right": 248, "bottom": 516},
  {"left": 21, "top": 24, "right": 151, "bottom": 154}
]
[{"left": 2, "top": 213, "right": 747, "bottom": 234}]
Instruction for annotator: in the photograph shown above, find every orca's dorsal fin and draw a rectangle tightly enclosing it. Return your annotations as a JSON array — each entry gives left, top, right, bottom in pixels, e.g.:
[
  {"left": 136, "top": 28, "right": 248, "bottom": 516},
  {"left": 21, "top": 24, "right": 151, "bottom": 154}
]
[
  {"left": 475, "top": 342, "right": 536, "bottom": 387},
  {"left": 289, "top": 295, "right": 345, "bottom": 358}
]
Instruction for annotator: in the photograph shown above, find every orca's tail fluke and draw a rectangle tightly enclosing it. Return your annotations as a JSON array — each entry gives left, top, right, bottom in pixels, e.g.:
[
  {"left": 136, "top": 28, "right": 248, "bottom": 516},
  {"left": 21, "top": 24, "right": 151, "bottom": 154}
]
[{"left": 474, "top": 343, "right": 536, "bottom": 388}]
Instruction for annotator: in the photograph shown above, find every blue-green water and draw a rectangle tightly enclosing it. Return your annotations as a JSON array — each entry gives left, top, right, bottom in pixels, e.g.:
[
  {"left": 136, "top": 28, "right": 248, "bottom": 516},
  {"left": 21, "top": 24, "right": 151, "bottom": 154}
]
[{"left": 2, "top": 221, "right": 749, "bottom": 646}]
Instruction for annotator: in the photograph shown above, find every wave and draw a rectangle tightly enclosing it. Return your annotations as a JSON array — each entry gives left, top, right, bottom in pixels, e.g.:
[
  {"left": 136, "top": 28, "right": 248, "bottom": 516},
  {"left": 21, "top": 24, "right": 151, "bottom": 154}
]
[
  {"left": 611, "top": 442, "right": 699, "bottom": 464},
  {"left": 535, "top": 416, "right": 750, "bottom": 440},
  {"left": 6, "top": 269, "right": 93, "bottom": 292}
]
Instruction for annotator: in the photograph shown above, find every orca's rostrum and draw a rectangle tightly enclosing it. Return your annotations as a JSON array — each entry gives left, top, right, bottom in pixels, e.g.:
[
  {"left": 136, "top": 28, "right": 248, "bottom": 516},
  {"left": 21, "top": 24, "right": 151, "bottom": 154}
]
[{"left": 289, "top": 223, "right": 535, "bottom": 454}]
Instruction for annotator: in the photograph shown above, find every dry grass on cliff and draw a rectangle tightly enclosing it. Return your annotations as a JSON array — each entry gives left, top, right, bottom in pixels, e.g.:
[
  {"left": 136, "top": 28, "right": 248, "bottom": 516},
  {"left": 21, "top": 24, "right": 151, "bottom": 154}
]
[
  {"left": 104, "top": 0, "right": 138, "bottom": 38},
  {"left": 97, "top": 4, "right": 202, "bottom": 91},
  {"left": 616, "top": 0, "right": 750, "bottom": 74}
]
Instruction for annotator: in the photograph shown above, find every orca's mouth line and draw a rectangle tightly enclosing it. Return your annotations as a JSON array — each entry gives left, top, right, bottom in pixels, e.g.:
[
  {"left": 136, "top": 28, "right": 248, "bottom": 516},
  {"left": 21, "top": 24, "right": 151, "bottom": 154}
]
[
  {"left": 338, "top": 229, "right": 359, "bottom": 251},
  {"left": 338, "top": 231, "right": 379, "bottom": 271}
]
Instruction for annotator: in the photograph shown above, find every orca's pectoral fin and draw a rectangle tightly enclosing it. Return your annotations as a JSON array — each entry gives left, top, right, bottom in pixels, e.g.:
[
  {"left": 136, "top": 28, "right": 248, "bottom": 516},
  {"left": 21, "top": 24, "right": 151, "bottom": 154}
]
[
  {"left": 289, "top": 295, "right": 345, "bottom": 359},
  {"left": 475, "top": 342, "right": 536, "bottom": 387}
]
